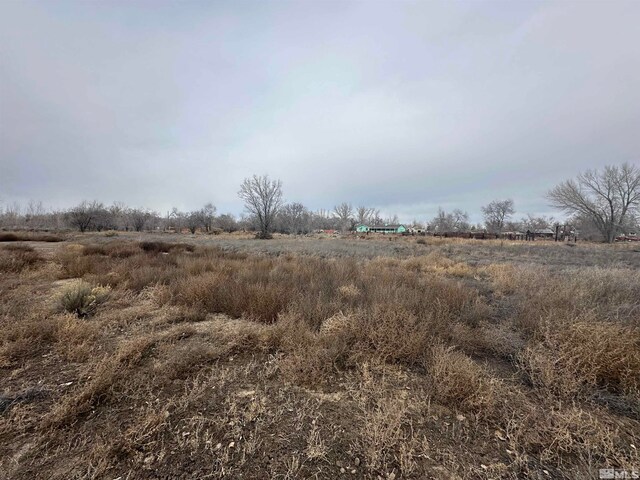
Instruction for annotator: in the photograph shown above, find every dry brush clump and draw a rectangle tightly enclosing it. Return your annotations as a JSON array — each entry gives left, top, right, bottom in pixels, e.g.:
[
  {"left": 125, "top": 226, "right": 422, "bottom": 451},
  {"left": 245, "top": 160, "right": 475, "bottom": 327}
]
[
  {"left": 59, "top": 281, "right": 111, "bottom": 318},
  {"left": 427, "top": 344, "right": 503, "bottom": 416},
  {"left": 518, "top": 321, "right": 640, "bottom": 398},
  {"left": 0, "top": 244, "right": 44, "bottom": 273}
]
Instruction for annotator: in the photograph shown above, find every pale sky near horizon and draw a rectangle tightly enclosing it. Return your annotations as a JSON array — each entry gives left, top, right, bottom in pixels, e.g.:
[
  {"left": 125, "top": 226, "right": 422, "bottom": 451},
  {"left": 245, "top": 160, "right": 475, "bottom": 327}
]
[{"left": 1, "top": 0, "right": 639, "bottom": 223}]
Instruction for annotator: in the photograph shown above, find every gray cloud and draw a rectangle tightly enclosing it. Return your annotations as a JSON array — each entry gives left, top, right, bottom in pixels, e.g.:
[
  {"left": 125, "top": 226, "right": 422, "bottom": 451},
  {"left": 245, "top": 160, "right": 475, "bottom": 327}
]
[{"left": 1, "top": 0, "right": 639, "bottom": 222}]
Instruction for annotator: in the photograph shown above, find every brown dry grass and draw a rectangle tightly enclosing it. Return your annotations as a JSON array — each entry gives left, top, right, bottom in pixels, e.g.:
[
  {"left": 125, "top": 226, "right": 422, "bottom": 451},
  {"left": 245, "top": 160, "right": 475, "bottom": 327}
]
[
  {"left": 1, "top": 236, "right": 638, "bottom": 479},
  {"left": 0, "top": 244, "right": 44, "bottom": 273}
]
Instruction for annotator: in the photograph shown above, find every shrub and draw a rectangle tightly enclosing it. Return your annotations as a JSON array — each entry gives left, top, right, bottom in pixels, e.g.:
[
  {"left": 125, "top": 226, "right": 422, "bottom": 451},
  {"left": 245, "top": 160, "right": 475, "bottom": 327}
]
[
  {"left": 428, "top": 344, "right": 501, "bottom": 415},
  {"left": 57, "top": 245, "right": 102, "bottom": 278},
  {"left": 60, "top": 282, "right": 111, "bottom": 318},
  {"left": 518, "top": 321, "right": 640, "bottom": 397}
]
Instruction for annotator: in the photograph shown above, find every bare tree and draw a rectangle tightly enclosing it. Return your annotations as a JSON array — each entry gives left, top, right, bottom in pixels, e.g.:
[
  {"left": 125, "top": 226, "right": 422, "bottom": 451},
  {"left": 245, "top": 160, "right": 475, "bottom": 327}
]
[
  {"left": 109, "top": 202, "right": 129, "bottom": 230},
  {"left": 370, "top": 209, "right": 383, "bottom": 226},
  {"left": 0, "top": 202, "right": 21, "bottom": 229},
  {"left": 521, "top": 214, "right": 555, "bottom": 232},
  {"left": 200, "top": 203, "right": 217, "bottom": 232},
  {"left": 129, "top": 208, "right": 151, "bottom": 232},
  {"left": 481, "top": 199, "right": 515, "bottom": 234},
  {"left": 66, "top": 201, "right": 102, "bottom": 232},
  {"left": 431, "top": 208, "right": 470, "bottom": 232},
  {"left": 216, "top": 213, "right": 238, "bottom": 233},
  {"left": 186, "top": 211, "right": 201, "bottom": 234},
  {"left": 333, "top": 202, "right": 354, "bottom": 231},
  {"left": 548, "top": 163, "right": 640, "bottom": 243},
  {"left": 167, "top": 207, "right": 185, "bottom": 233},
  {"left": 238, "top": 174, "right": 283, "bottom": 239},
  {"left": 355, "top": 206, "right": 374, "bottom": 225},
  {"left": 385, "top": 214, "right": 400, "bottom": 225},
  {"left": 25, "top": 200, "right": 46, "bottom": 229},
  {"left": 278, "top": 202, "right": 309, "bottom": 235}
]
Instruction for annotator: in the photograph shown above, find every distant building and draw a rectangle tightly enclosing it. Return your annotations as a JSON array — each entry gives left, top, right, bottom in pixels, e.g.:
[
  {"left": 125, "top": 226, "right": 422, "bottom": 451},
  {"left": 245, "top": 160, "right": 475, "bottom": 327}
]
[
  {"left": 356, "top": 224, "right": 407, "bottom": 234},
  {"left": 534, "top": 228, "right": 555, "bottom": 239}
]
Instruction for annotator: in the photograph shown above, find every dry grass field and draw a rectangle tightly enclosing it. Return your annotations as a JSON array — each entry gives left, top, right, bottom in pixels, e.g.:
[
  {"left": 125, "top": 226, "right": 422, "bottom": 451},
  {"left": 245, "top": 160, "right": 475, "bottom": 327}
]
[{"left": 1, "top": 232, "right": 639, "bottom": 479}]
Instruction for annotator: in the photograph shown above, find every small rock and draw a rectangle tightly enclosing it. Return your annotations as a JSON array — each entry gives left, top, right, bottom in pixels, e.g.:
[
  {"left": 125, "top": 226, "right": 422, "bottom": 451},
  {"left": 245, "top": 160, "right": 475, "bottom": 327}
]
[
  {"left": 228, "top": 441, "right": 235, "bottom": 448},
  {"left": 340, "top": 467, "right": 346, "bottom": 474},
  {"left": 354, "top": 457, "right": 360, "bottom": 466},
  {"left": 351, "top": 469, "right": 356, "bottom": 474},
  {"left": 215, "top": 443, "right": 222, "bottom": 450},
  {"left": 388, "top": 473, "right": 396, "bottom": 480}
]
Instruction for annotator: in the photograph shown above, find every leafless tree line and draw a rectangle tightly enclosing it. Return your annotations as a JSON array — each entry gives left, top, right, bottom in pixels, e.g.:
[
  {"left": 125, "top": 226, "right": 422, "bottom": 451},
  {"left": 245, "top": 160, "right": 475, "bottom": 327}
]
[{"left": 2, "top": 164, "right": 638, "bottom": 242}]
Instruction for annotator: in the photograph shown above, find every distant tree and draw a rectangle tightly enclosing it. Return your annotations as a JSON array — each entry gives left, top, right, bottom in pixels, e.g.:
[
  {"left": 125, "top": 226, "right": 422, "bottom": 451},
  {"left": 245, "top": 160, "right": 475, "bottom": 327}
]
[
  {"left": 431, "top": 208, "right": 470, "bottom": 232},
  {"left": 279, "top": 202, "right": 310, "bottom": 234},
  {"left": 186, "top": 211, "right": 201, "bottom": 234},
  {"left": 333, "top": 202, "right": 354, "bottom": 231},
  {"left": 236, "top": 213, "right": 256, "bottom": 232},
  {"left": 92, "top": 205, "right": 116, "bottom": 231},
  {"left": 310, "top": 210, "right": 334, "bottom": 231},
  {"left": 0, "top": 202, "right": 21, "bottom": 228},
  {"left": 66, "top": 201, "right": 102, "bottom": 232},
  {"left": 108, "top": 202, "right": 129, "bottom": 230},
  {"left": 481, "top": 199, "right": 515, "bottom": 234},
  {"left": 520, "top": 214, "right": 555, "bottom": 232},
  {"left": 24, "top": 200, "right": 46, "bottom": 229},
  {"left": 200, "top": 203, "right": 217, "bottom": 232},
  {"left": 384, "top": 213, "right": 400, "bottom": 225},
  {"left": 167, "top": 207, "right": 185, "bottom": 233},
  {"left": 370, "top": 209, "right": 383, "bottom": 226},
  {"left": 238, "top": 174, "right": 283, "bottom": 239},
  {"left": 548, "top": 163, "right": 640, "bottom": 243},
  {"left": 129, "top": 208, "right": 151, "bottom": 232},
  {"left": 216, "top": 213, "right": 238, "bottom": 233},
  {"left": 355, "top": 206, "right": 374, "bottom": 225}
]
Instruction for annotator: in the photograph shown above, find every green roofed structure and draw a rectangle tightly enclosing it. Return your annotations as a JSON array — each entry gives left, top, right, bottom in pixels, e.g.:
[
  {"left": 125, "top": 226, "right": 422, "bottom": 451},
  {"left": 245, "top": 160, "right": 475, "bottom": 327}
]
[{"left": 355, "top": 224, "right": 407, "bottom": 234}]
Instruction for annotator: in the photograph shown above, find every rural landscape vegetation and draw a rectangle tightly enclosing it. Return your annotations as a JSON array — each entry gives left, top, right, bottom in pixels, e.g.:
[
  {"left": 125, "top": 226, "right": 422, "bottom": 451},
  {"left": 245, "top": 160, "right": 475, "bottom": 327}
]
[
  {"left": 2, "top": 1, "right": 640, "bottom": 479},
  {"left": 2, "top": 163, "right": 639, "bottom": 242}
]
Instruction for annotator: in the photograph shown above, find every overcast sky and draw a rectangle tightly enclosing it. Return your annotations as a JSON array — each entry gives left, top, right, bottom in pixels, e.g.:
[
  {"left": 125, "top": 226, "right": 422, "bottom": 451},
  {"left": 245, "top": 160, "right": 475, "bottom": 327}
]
[{"left": 1, "top": 0, "right": 639, "bottom": 223}]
